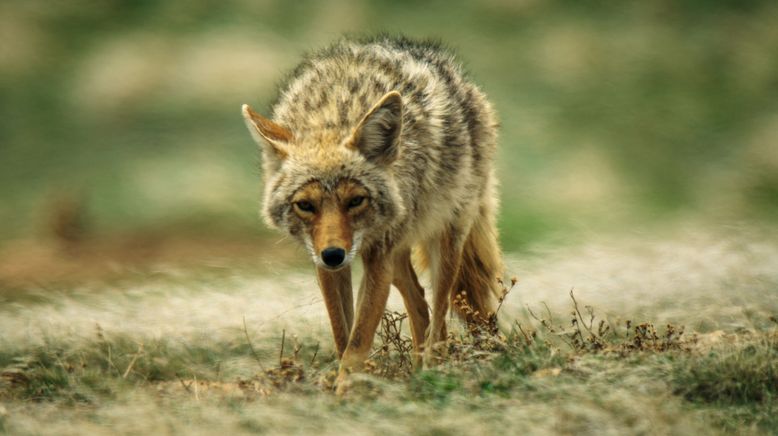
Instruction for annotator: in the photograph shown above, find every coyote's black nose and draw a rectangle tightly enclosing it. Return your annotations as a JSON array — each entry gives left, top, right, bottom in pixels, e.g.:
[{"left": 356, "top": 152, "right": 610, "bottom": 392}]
[{"left": 321, "top": 247, "right": 346, "bottom": 267}]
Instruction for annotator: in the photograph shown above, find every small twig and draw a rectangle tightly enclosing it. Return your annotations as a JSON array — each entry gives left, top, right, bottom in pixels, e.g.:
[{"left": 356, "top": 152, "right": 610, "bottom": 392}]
[
  {"left": 526, "top": 305, "right": 543, "bottom": 324},
  {"left": 279, "top": 329, "right": 286, "bottom": 365},
  {"left": 570, "top": 288, "right": 595, "bottom": 336},
  {"left": 106, "top": 343, "right": 119, "bottom": 375},
  {"left": 176, "top": 373, "right": 193, "bottom": 393},
  {"left": 193, "top": 374, "right": 200, "bottom": 401},
  {"left": 542, "top": 302, "right": 555, "bottom": 325},
  {"left": 514, "top": 321, "right": 534, "bottom": 346},
  {"left": 528, "top": 304, "right": 554, "bottom": 332},
  {"left": 96, "top": 323, "right": 120, "bottom": 375},
  {"left": 122, "top": 343, "right": 144, "bottom": 379},
  {"left": 310, "top": 342, "right": 320, "bottom": 366},
  {"left": 292, "top": 336, "right": 302, "bottom": 360},
  {"left": 586, "top": 306, "right": 596, "bottom": 331},
  {"left": 605, "top": 318, "right": 618, "bottom": 339},
  {"left": 597, "top": 319, "right": 609, "bottom": 337},
  {"left": 528, "top": 303, "right": 575, "bottom": 349},
  {"left": 242, "top": 316, "right": 265, "bottom": 370}
]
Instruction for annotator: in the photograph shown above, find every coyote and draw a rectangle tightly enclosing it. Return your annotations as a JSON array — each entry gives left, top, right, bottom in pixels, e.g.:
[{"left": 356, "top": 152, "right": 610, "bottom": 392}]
[{"left": 241, "top": 36, "right": 503, "bottom": 391}]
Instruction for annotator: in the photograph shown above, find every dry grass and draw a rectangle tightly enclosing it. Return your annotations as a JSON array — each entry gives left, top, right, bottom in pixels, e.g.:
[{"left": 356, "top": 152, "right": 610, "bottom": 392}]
[{"left": 1, "top": 226, "right": 777, "bottom": 435}]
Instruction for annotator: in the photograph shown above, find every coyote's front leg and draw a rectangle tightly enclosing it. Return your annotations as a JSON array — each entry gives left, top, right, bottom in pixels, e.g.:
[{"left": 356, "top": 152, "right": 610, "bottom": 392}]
[
  {"left": 316, "top": 266, "right": 353, "bottom": 358},
  {"left": 335, "top": 248, "right": 392, "bottom": 395}
]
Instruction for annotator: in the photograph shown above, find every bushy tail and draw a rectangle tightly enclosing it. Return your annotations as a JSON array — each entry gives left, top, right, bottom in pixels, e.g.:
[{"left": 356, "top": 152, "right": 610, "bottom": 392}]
[{"left": 450, "top": 204, "right": 504, "bottom": 325}]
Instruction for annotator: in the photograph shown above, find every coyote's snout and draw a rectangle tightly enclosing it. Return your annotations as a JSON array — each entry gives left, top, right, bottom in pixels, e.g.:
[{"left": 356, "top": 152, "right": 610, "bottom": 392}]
[
  {"left": 241, "top": 36, "right": 504, "bottom": 394},
  {"left": 289, "top": 178, "right": 368, "bottom": 270}
]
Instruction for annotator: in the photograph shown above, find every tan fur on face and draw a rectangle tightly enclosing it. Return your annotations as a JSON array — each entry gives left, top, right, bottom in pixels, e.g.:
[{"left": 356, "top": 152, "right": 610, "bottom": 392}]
[{"left": 291, "top": 180, "right": 369, "bottom": 255}]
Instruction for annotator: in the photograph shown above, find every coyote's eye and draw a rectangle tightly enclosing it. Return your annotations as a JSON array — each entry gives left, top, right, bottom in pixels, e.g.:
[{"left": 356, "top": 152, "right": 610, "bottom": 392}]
[
  {"left": 347, "top": 196, "right": 366, "bottom": 209},
  {"left": 294, "top": 200, "right": 316, "bottom": 213}
]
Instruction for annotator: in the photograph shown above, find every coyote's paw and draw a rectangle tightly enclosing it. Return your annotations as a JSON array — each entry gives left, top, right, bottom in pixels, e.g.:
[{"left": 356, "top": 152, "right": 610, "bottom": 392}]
[
  {"left": 334, "top": 357, "right": 361, "bottom": 396},
  {"left": 422, "top": 340, "right": 448, "bottom": 368},
  {"left": 411, "top": 351, "right": 424, "bottom": 370},
  {"left": 334, "top": 369, "right": 352, "bottom": 396}
]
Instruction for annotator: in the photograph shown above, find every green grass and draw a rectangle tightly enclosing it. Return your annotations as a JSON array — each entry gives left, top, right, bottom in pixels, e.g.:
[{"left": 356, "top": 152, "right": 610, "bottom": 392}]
[
  {"left": 671, "top": 333, "right": 778, "bottom": 433},
  {"left": 674, "top": 334, "right": 777, "bottom": 405}
]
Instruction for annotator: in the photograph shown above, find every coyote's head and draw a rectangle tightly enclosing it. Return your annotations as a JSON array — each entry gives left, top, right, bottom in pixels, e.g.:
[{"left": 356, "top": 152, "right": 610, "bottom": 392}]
[{"left": 241, "top": 92, "right": 406, "bottom": 270}]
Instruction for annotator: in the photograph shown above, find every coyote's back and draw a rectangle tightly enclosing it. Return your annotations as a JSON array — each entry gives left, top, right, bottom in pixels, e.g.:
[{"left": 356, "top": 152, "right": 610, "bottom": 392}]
[{"left": 242, "top": 36, "right": 503, "bottom": 383}]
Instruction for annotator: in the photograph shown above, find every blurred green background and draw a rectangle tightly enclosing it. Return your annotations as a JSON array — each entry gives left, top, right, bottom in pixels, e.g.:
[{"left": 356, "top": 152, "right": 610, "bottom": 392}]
[{"left": 1, "top": 0, "right": 777, "bottom": 252}]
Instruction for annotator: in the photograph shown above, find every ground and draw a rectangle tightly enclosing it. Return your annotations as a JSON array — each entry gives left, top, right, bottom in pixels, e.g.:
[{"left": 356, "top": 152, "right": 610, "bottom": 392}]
[{"left": 1, "top": 225, "right": 776, "bottom": 435}]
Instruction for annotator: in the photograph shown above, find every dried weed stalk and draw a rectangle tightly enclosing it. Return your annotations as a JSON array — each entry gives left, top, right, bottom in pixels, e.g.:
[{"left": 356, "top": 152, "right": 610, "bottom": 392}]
[
  {"left": 526, "top": 289, "right": 694, "bottom": 355},
  {"left": 237, "top": 329, "right": 308, "bottom": 396},
  {"left": 238, "top": 282, "right": 698, "bottom": 398},
  {"left": 445, "top": 276, "right": 517, "bottom": 363},
  {"left": 369, "top": 311, "right": 414, "bottom": 379}
]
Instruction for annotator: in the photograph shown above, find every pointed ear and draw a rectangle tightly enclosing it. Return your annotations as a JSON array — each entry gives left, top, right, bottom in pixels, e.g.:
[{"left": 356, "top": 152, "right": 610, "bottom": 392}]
[
  {"left": 241, "top": 104, "right": 292, "bottom": 159},
  {"left": 348, "top": 91, "right": 403, "bottom": 165}
]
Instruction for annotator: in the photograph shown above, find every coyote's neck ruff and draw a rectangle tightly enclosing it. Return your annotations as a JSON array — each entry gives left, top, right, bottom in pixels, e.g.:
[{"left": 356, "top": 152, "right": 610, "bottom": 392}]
[{"left": 242, "top": 36, "right": 503, "bottom": 393}]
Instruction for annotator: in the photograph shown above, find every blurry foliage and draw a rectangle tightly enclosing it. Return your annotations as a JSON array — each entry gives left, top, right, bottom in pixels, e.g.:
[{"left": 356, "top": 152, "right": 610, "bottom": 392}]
[
  {"left": 673, "top": 332, "right": 777, "bottom": 405},
  {"left": 1, "top": 0, "right": 777, "bottom": 248}
]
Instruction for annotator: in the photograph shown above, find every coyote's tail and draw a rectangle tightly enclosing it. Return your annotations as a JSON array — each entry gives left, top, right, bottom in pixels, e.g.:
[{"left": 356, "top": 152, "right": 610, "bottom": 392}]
[{"left": 450, "top": 202, "right": 504, "bottom": 324}]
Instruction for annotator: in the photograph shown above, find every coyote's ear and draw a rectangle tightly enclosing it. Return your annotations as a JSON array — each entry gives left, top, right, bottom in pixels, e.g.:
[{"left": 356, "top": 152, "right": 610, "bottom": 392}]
[
  {"left": 348, "top": 91, "right": 402, "bottom": 165},
  {"left": 242, "top": 104, "right": 292, "bottom": 159}
]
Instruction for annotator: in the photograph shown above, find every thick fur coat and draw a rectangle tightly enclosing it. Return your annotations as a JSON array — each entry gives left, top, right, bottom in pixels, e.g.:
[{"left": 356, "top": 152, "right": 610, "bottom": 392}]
[{"left": 242, "top": 36, "right": 503, "bottom": 392}]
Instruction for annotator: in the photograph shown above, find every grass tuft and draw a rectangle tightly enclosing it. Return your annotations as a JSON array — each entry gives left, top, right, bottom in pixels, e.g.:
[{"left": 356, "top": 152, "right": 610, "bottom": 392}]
[{"left": 673, "top": 333, "right": 777, "bottom": 405}]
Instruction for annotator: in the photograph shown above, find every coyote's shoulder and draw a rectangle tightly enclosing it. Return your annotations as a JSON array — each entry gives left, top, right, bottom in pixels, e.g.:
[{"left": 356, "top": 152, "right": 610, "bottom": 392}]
[{"left": 242, "top": 35, "right": 502, "bottom": 391}]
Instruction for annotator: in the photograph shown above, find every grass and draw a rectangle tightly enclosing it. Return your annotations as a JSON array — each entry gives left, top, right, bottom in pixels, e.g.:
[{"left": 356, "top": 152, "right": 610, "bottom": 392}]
[
  {"left": 1, "top": 228, "right": 777, "bottom": 435},
  {"left": 674, "top": 331, "right": 777, "bottom": 405},
  {"left": 671, "top": 330, "right": 778, "bottom": 433},
  {"left": 2, "top": 304, "right": 774, "bottom": 434}
]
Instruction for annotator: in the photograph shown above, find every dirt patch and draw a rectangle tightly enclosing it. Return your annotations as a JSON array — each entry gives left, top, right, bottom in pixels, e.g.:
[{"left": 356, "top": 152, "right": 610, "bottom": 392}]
[{"left": 0, "top": 231, "right": 304, "bottom": 291}]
